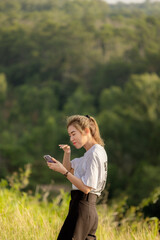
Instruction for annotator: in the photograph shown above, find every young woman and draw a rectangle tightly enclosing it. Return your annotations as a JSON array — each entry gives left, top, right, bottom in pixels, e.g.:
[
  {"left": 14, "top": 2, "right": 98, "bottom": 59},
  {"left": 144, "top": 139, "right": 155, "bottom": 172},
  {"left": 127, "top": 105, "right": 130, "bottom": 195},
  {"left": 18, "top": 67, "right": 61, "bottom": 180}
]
[{"left": 47, "top": 115, "right": 108, "bottom": 240}]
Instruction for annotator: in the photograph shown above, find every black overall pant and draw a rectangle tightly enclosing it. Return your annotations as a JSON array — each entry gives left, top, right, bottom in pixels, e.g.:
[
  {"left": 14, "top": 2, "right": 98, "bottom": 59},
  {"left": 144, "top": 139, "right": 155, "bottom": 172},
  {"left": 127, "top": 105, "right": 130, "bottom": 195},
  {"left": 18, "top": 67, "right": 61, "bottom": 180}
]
[{"left": 57, "top": 190, "right": 98, "bottom": 240}]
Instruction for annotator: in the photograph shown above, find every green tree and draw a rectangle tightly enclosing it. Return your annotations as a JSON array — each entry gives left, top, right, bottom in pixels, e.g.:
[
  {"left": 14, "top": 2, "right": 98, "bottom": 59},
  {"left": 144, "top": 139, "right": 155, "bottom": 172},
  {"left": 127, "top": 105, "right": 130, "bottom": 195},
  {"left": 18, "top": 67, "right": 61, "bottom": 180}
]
[
  {"left": 99, "top": 73, "right": 160, "bottom": 202},
  {"left": 0, "top": 73, "right": 7, "bottom": 101},
  {"left": 64, "top": 87, "right": 96, "bottom": 116}
]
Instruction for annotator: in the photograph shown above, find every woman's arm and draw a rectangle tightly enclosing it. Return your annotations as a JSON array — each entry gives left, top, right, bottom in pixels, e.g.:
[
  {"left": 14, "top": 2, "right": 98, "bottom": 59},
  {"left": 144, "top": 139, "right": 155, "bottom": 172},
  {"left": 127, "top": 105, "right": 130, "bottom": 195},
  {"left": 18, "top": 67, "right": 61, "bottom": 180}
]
[
  {"left": 66, "top": 172, "right": 92, "bottom": 194},
  {"left": 59, "top": 144, "right": 73, "bottom": 173},
  {"left": 47, "top": 158, "right": 91, "bottom": 194}
]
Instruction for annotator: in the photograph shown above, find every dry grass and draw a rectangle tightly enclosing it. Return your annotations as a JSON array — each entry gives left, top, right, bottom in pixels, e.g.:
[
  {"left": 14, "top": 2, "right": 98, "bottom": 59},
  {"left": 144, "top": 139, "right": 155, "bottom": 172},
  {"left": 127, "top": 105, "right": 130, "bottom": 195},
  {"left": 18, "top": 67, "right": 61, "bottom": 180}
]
[{"left": 0, "top": 187, "right": 159, "bottom": 240}]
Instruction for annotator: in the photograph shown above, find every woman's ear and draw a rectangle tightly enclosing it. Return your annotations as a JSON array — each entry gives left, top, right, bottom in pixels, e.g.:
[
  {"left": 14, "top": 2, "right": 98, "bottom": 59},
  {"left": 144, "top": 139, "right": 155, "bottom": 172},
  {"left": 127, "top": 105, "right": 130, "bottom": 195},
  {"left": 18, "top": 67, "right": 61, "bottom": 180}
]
[{"left": 85, "top": 128, "right": 90, "bottom": 134}]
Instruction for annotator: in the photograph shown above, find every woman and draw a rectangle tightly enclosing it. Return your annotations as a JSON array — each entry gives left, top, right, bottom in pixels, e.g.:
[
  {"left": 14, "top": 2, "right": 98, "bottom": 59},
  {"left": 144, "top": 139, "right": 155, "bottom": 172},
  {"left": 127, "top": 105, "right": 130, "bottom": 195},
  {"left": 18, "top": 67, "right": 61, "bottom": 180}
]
[{"left": 47, "top": 115, "right": 108, "bottom": 240}]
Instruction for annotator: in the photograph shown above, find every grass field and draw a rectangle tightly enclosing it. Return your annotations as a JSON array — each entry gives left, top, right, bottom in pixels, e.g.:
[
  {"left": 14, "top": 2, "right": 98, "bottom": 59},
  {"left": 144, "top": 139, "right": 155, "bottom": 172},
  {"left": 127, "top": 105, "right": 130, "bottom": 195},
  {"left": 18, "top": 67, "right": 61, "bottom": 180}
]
[{"left": 0, "top": 183, "right": 159, "bottom": 240}]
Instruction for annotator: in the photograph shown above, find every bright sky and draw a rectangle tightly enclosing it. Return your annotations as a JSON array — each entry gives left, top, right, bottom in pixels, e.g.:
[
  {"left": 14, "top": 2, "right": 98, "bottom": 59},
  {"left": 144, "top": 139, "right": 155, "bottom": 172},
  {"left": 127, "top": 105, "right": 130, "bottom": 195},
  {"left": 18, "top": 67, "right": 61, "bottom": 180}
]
[{"left": 105, "top": 0, "right": 159, "bottom": 4}]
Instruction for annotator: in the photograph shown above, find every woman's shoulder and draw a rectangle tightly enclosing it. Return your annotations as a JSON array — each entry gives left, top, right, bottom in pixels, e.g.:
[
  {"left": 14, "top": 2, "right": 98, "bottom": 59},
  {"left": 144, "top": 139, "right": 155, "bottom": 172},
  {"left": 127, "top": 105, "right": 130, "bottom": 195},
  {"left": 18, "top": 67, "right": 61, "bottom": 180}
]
[{"left": 85, "top": 144, "right": 107, "bottom": 160}]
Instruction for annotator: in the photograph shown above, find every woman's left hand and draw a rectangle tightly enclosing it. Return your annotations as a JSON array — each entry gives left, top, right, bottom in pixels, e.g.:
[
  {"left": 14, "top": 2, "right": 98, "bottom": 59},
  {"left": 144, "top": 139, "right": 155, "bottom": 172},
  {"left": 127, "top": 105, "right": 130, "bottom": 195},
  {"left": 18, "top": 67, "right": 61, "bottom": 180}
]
[{"left": 47, "top": 157, "right": 67, "bottom": 174}]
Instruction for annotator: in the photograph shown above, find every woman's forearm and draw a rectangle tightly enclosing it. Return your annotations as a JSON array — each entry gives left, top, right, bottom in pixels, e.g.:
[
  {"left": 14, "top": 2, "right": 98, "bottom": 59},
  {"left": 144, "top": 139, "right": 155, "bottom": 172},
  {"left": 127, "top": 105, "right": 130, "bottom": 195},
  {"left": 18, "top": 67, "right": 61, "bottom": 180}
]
[
  {"left": 47, "top": 159, "right": 90, "bottom": 194},
  {"left": 66, "top": 172, "right": 91, "bottom": 194},
  {"left": 63, "top": 152, "right": 71, "bottom": 171}
]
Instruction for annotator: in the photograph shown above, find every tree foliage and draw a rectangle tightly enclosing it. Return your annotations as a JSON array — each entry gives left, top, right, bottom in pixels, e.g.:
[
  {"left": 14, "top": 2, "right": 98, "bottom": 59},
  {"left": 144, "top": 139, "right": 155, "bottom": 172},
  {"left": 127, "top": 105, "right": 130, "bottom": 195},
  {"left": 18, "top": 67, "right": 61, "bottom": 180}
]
[{"left": 0, "top": 0, "right": 160, "bottom": 205}]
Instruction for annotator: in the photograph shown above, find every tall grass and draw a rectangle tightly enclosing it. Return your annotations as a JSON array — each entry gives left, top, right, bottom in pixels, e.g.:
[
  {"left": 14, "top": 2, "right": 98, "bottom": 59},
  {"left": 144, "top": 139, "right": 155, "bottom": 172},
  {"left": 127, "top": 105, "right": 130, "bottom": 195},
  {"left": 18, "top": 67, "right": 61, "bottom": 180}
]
[
  {"left": 0, "top": 185, "right": 159, "bottom": 240},
  {"left": 97, "top": 204, "right": 159, "bottom": 240},
  {"left": 0, "top": 186, "right": 68, "bottom": 240}
]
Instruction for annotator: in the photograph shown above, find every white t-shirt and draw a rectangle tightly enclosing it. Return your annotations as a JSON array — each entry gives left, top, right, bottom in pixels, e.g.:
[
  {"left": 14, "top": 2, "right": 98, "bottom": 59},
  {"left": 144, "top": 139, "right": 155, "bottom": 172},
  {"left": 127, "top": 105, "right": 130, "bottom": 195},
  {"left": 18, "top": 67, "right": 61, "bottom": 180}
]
[{"left": 71, "top": 144, "right": 108, "bottom": 196}]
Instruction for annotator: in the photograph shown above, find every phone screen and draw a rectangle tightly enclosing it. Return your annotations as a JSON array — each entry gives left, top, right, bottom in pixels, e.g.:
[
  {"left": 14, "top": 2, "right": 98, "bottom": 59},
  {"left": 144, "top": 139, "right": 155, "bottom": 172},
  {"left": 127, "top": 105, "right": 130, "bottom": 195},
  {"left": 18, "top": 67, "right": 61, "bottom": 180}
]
[{"left": 43, "top": 155, "right": 55, "bottom": 163}]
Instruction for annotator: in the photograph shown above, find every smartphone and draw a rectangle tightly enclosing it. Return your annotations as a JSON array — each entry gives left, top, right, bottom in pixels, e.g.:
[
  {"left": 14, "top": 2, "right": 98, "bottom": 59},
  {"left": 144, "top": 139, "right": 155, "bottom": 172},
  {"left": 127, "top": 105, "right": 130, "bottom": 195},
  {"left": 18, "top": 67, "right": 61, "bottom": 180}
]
[{"left": 43, "top": 155, "right": 56, "bottom": 163}]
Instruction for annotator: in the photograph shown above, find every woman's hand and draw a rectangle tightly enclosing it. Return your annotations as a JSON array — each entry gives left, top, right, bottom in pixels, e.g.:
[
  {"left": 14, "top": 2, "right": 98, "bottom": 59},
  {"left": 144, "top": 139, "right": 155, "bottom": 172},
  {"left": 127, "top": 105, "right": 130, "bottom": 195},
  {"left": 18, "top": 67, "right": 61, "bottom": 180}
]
[
  {"left": 47, "top": 157, "right": 67, "bottom": 174},
  {"left": 59, "top": 144, "right": 71, "bottom": 154}
]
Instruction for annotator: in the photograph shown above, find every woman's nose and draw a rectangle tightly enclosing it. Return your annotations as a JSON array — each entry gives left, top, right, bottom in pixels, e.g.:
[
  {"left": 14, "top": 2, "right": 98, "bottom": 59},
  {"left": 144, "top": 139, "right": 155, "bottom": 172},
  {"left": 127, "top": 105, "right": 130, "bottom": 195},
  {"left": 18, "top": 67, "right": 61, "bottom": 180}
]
[{"left": 70, "top": 136, "right": 74, "bottom": 142}]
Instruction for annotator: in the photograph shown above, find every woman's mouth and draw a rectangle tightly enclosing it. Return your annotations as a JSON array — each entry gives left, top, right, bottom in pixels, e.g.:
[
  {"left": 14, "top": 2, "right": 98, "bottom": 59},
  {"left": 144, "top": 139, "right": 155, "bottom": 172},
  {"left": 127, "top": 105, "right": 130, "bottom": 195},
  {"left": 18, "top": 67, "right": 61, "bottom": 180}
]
[{"left": 73, "top": 142, "right": 76, "bottom": 145}]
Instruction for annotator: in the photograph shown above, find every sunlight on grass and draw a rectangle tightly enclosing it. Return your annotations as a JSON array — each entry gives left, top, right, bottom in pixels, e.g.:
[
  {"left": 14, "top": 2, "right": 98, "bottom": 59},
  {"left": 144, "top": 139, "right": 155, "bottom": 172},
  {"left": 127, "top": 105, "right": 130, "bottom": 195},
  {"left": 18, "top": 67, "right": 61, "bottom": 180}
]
[{"left": 0, "top": 185, "right": 159, "bottom": 240}]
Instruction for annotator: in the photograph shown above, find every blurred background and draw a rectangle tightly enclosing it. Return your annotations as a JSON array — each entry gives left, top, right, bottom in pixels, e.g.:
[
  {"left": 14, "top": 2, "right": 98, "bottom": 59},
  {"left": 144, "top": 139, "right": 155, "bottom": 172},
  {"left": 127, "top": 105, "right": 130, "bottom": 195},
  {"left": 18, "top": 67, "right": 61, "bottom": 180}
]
[{"left": 0, "top": 0, "right": 160, "bottom": 207}]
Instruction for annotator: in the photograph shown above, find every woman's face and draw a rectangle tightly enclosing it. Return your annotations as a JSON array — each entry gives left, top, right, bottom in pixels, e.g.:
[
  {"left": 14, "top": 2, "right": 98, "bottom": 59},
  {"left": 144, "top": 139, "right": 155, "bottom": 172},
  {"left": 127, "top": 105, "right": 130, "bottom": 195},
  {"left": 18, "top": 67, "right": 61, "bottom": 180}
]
[{"left": 68, "top": 125, "right": 87, "bottom": 149}]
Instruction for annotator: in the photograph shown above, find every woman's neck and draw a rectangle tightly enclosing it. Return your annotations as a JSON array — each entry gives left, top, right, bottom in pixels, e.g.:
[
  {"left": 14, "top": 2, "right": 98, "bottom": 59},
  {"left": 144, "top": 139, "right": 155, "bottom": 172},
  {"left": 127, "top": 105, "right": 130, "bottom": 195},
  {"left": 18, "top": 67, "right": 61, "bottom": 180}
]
[{"left": 83, "top": 139, "right": 97, "bottom": 151}]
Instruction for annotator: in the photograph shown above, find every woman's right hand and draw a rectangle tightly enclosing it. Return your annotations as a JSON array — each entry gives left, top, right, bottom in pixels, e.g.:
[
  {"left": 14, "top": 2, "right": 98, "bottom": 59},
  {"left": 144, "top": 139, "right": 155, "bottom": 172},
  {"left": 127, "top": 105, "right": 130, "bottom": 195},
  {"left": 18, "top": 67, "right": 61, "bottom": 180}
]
[{"left": 59, "top": 144, "right": 71, "bottom": 154}]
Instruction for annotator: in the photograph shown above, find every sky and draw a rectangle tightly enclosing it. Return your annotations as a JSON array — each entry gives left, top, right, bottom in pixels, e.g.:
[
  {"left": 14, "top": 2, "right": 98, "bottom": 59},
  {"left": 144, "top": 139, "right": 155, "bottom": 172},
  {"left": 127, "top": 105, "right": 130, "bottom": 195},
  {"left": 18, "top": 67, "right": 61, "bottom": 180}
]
[{"left": 105, "top": 0, "right": 160, "bottom": 4}]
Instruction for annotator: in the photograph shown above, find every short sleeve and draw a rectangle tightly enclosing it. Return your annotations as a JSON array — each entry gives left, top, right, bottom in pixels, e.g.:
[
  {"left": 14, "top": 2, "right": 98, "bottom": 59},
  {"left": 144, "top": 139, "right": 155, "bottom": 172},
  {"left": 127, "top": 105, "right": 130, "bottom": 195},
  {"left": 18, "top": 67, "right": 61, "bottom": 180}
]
[
  {"left": 71, "top": 158, "right": 81, "bottom": 170},
  {"left": 81, "top": 153, "right": 100, "bottom": 189}
]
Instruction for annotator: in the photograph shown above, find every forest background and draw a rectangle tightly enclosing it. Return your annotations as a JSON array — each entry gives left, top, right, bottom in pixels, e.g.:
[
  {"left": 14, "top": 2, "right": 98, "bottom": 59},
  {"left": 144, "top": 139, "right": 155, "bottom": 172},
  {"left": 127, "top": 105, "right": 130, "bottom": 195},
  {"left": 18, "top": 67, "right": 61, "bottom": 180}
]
[{"left": 0, "top": 0, "right": 160, "bottom": 213}]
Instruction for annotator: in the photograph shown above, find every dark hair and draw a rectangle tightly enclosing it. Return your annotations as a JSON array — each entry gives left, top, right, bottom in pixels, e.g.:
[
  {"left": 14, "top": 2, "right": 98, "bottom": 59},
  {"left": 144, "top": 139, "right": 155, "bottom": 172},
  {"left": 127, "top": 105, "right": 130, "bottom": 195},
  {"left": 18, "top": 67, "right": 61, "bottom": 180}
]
[{"left": 67, "top": 115, "right": 104, "bottom": 147}]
